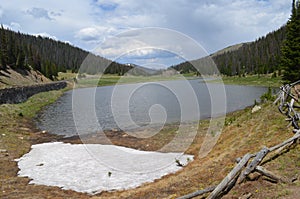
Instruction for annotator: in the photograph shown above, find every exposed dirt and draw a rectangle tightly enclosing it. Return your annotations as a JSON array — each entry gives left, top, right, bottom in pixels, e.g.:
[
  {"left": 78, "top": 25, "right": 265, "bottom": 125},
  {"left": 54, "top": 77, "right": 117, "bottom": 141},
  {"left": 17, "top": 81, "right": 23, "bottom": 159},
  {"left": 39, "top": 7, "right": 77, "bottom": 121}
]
[
  {"left": 1, "top": 102, "right": 300, "bottom": 199},
  {"left": 0, "top": 66, "right": 51, "bottom": 88}
]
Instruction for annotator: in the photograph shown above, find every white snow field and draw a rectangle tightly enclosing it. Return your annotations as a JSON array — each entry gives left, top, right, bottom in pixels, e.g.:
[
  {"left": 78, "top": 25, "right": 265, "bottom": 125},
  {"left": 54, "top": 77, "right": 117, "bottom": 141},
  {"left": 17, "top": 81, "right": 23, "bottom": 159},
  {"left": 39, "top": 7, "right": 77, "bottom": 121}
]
[{"left": 16, "top": 142, "right": 193, "bottom": 194}]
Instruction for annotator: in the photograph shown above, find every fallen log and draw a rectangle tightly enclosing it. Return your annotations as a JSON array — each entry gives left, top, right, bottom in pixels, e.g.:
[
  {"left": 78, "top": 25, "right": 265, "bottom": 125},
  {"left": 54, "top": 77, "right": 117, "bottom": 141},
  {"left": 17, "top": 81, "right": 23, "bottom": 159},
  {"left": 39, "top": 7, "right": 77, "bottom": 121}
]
[
  {"left": 269, "top": 131, "right": 300, "bottom": 152},
  {"left": 255, "top": 166, "right": 290, "bottom": 183},
  {"left": 177, "top": 130, "right": 299, "bottom": 199},
  {"left": 207, "top": 153, "right": 254, "bottom": 199},
  {"left": 176, "top": 186, "right": 216, "bottom": 199},
  {"left": 239, "top": 193, "right": 252, "bottom": 199},
  {"left": 238, "top": 147, "right": 269, "bottom": 184}
]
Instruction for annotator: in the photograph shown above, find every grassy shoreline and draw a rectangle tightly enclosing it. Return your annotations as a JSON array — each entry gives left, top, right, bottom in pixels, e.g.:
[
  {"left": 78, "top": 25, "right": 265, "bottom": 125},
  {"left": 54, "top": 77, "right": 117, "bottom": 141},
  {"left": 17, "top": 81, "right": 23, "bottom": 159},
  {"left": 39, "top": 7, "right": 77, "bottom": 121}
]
[
  {"left": 210, "top": 74, "right": 283, "bottom": 87},
  {"left": 65, "top": 72, "right": 283, "bottom": 88},
  {"left": 2, "top": 75, "right": 299, "bottom": 198},
  {"left": 0, "top": 87, "right": 92, "bottom": 198},
  {"left": 73, "top": 74, "right": 198, "bottom": 88}
]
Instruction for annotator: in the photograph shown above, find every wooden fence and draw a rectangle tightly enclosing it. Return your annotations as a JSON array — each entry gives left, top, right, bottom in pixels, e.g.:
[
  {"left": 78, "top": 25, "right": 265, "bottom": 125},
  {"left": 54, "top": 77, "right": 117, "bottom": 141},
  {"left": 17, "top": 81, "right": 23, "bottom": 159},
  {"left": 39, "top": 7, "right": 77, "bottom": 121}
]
[{"left": 177, "top": 81, "right": 300, "bottom": 199}]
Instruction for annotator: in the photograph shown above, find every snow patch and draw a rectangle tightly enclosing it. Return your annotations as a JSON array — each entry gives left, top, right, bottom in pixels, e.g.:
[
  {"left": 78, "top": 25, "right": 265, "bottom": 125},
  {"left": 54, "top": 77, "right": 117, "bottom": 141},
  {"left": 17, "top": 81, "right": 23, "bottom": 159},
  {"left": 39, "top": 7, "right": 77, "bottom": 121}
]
[{"left": 16, "top": 142, "right": 193, "bottom": 194}]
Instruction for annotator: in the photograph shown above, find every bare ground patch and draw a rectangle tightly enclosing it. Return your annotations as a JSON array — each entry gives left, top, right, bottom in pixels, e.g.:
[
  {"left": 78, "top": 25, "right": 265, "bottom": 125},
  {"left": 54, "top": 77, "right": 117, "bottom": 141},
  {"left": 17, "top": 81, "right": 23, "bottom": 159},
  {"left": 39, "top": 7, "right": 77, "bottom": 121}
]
[{"left": 1, "top": 95, "right": 299, "bottom": 198}]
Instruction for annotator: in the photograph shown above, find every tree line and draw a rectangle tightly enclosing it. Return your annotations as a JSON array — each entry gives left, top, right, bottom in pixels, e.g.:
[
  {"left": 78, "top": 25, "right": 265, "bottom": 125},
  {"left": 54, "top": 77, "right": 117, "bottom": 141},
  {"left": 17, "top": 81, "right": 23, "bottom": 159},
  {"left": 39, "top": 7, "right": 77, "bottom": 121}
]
[
  {"left": 215, "top": 26, "right": 286, "bottom": 76},
  {"left": 172, "top": 0, "right": 300, "bottom": 83},
  {"left": 0, "top": 26, "right": 132, "bottom": 79},
  {"left": 171, "top": 25, "right": 286, "bottom": 76},
  {"left": 2, "top": 0, "right": 299, "bottom": 82}
]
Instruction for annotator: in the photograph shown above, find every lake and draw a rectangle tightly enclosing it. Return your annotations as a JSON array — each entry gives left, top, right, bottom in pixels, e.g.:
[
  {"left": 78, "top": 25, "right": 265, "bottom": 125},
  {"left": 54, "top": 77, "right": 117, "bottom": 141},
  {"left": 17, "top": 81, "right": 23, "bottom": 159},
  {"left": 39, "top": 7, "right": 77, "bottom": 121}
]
[{"left": 36, "top": 78, "right": 267, "bottom": 137}]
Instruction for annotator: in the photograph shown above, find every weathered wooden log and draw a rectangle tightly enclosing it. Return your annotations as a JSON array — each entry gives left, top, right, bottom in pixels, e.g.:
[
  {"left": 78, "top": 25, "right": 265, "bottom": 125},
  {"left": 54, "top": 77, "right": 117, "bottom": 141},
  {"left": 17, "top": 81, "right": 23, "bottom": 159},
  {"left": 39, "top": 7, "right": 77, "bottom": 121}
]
[
  {"left": 238, "top": 193, "right": 252, "bottom": 199},
  {"left": 176, "top": 186, "right": 216, "bottom": 199},
  {"left": 255, "top": 166, "right": 289, "bottom": 183},
  {"left": 238, "top": 147, "right": 269, "bottom": 184},
  {"left": 207, "top": 153, "right": 253, "bottom": 199},
  {"left": 274, "top": 142, "right": 294, "bottom": 154},
  {"left": 269, "top": 131, "right": 300, "bottom": 152},
  {"left": 177, "top": 130, "right": 299, "bottom": 199},
  {"left": 222, "top": 175, "right": 238, "bottom": 195}
]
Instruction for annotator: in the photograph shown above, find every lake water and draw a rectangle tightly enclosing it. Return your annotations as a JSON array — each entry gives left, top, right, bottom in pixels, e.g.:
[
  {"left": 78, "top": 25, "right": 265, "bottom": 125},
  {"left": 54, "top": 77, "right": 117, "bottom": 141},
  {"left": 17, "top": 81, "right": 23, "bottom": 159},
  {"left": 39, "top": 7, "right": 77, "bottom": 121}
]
[{"left": 36, "top": 79, "right": 267, "bottom": 137}]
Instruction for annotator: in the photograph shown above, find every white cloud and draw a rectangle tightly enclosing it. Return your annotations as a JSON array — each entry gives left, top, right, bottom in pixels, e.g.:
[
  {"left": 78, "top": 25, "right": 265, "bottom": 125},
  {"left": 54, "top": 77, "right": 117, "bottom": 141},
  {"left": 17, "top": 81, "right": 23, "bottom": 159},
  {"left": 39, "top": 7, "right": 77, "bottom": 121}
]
[
  {"left": 89, "top": 0, "right": 291, "bottom": 53},
  {"left": 3, "top": 22, "right": 22, "bottom": 31},
  {"left": 0, "top": 6, "right": 3, "bottom": 18},
  {"left": 92, "top": 28, "right": 208, "bottom": 68},
  {"left": 0, "top": 0, "right": 292, "bottom": 65},
  {"left": 75, "top": 26, "right": 117, "bottom": 42},
  {"left": 33, "top": 32, "right": 58, "bottom": 40},
  {"left": 26, "top": 7, "right": 53, "bottom": 20},
  {"left": 10, "top": 22, "right": 21, "bottom": 30}
]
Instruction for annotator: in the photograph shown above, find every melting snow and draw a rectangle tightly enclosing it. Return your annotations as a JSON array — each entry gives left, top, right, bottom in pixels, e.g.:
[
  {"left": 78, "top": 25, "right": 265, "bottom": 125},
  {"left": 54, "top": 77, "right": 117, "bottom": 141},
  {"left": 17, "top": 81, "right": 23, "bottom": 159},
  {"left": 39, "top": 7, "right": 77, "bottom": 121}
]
[{"left": 16, "top": 142, "right": 193, "bottom": 194}]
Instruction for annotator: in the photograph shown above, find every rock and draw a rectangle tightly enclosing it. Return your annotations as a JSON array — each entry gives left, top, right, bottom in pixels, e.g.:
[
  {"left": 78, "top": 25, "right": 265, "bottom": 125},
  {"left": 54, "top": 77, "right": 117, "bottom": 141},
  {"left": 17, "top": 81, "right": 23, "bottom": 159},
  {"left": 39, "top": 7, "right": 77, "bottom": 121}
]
[
  {"left": 0, "top": 149, "right": 7, "bottom": 153},
  {"left": 19, "top": 127, "right": 31, "bottom": 131},
  {"left": 112, "top": 128, "right": 120, "bottom": 132},
  {"left": 251, "top": 105, "right": 261, "bottom": 113}
]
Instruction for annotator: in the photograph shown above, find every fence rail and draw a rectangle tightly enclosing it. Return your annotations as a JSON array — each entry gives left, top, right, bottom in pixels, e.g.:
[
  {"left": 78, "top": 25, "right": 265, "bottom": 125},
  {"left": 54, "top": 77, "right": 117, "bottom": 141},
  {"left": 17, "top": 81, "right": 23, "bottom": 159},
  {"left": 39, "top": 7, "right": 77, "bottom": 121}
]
[{"left": 177, "top": 80, "right": 300, "bottom": 199}]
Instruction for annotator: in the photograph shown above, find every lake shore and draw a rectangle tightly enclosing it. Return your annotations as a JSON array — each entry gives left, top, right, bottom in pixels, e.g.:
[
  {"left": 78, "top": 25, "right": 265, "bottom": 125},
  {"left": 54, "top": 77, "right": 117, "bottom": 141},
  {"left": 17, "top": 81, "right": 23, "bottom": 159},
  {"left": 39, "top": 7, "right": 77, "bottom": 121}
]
[
  {"left": 209, "top": 74, "right": 283, "bottom": 87},
  {"left": 1, "top": 77, "right": 299, "bottom": 198}
]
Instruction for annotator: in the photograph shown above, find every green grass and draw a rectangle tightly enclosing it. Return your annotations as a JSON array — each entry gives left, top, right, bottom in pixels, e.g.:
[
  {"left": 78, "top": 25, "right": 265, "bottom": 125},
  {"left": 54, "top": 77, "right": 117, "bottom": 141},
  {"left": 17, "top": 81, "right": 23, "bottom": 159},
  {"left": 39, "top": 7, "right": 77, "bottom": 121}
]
[
  {"left": 211, "top": 75, "right": 283, "bottom": 87},
  {"left": 0, "top": 89, "right": 66, "bottom": 122},
  {"left": 0, "top": 89, "right": 66, "bottom": 159},
  {"left": 17, "top": 90, "right": 67, "bottom": 118},
  {"left": 60, "top": 72, "right": 284, "bottom": 88},
  {"left": 75, "top": 74, "right": 197, "bottom": 87},
  {"left": 57, "top": 71, "right": 77, "bottom": 80}
]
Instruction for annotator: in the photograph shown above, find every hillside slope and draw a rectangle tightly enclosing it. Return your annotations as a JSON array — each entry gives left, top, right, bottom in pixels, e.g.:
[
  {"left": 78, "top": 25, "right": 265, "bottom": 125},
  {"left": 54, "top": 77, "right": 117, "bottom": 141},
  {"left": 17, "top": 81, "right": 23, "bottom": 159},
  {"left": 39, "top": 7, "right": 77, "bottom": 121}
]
[
  {"left": 0, "top": 66, "right": 51, "bottom": 88},
  {"left": 172, "top": 25, "right": 286, "bottom": 76},
  {"left": 2, "top": 92, "right": 299, "bottom": 198},
  {"left": 0, "top": 27, "right": 133, "bottom": 80}
]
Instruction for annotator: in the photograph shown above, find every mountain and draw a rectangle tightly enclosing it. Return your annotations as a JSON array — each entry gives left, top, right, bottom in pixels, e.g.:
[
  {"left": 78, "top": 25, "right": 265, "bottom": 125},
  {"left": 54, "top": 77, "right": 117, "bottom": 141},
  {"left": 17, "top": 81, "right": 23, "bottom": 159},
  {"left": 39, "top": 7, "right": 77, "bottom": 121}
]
[
  {"left": 0, "top": 26, "right": 133, "bottom": 80},
  {"left": 1, "top": 24, "right": 287, "bottom": 81},
  {"left": 124, "top": 64, "right": 161, "bottom": 76},
  {"left": 210, "top": 43, "right": 247, "bottom": 57},
  {"left": 171, "top": 25, "right": 286, "bottom": 76}
]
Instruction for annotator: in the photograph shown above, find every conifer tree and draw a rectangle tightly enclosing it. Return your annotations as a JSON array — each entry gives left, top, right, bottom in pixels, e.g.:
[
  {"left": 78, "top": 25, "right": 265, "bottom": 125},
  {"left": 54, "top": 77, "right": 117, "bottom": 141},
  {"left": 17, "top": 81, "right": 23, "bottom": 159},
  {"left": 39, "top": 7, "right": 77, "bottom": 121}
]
[
  {"left": 0, "top": 25, "right": 8, "bottom": 68},
  {"left": 281, "top": 0, "right": 300, "bottom": 82},
  {"left": 16, "top": 48, "right": 25, "bottom": 69}
]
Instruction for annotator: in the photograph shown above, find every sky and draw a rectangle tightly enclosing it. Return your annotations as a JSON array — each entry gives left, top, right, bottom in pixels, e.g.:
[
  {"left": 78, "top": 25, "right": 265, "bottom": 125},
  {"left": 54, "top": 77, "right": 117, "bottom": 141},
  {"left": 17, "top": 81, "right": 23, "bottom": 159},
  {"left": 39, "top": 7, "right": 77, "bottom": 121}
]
[{"left": 0, "top": 0, "right": 292, "bottom": 69}]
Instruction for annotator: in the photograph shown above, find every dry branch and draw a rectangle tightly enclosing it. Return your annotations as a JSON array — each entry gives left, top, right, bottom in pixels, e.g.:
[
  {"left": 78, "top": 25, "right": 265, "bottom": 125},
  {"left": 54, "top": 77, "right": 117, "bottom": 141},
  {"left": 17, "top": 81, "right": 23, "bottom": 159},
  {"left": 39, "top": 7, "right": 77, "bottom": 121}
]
[
  {"left": 269, "top": 131, "right": 300, "bottom": 152},
  {"left": 206, "top": 153, "right": 253, "bottom": 199},
  {"left": 255, "top": 166, "right": 290, "bottom": 183},
  {"left": 178, "top": 131, "right": 299, "bottom": 199},
  {"left": 238, "top": 193, "right": 252, "bottom": 199},
  {"left": 237, "top": 147, "right": 269, "bottom": 184},
  {"left": 178, "top": 82, "right": 300, "bottom": 199},
  {"left": 176, "top": 186, "right": 216, "bottom": 199}
]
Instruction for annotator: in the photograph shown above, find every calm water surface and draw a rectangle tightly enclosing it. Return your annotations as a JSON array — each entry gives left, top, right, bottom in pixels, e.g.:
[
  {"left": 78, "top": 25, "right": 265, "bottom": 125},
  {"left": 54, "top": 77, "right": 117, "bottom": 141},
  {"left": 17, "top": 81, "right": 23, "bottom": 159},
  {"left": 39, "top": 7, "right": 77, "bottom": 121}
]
[{"left": 36, "top": 79, "right": 267, "bottom": 137}]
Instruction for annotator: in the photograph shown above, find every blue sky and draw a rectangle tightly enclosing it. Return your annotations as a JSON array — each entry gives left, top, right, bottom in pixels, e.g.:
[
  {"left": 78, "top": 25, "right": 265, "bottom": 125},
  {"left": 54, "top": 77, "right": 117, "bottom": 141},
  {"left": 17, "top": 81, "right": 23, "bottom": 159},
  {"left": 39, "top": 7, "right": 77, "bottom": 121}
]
[{"left": 0, "top": 0, "right": 292, "bottom": 69}]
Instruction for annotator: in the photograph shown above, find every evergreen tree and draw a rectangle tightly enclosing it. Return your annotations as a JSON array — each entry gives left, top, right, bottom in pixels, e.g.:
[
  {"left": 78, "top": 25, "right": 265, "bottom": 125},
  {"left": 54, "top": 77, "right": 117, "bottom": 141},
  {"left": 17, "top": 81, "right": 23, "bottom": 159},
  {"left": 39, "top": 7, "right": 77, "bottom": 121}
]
[
  {"left": 0, "top": 25, "right": 8, "bottom": 68},
  {"left": 7, "top": 31, "right": 17, "bottom": 68},
  {"left": 16, "top": 48, "right": 25, "bottom": 69},
  {"left": 281, "top": 0, "right": 300, "bottom": 83}
]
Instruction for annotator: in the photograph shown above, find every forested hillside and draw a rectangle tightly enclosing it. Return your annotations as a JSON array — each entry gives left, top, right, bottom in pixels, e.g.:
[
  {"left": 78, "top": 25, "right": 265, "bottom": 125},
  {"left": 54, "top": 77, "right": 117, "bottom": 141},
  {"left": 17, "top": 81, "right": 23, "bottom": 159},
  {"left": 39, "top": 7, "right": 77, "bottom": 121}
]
[
  {"left": 0, "top": 23, "right": 289, "bottom": 79},
  {"left": 0, "top": 26, "right": 132, "bottom": 79},
  {"left": 172, "top": 25, "right": 286, "bottom": 76}
]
